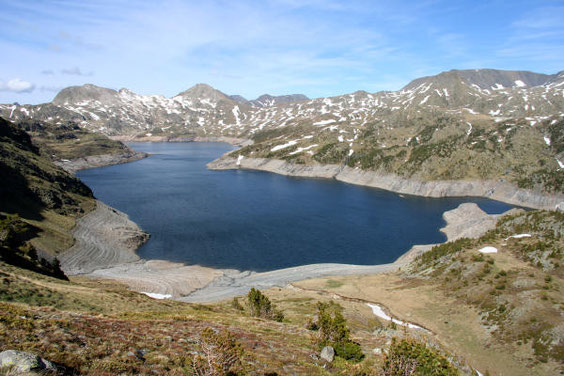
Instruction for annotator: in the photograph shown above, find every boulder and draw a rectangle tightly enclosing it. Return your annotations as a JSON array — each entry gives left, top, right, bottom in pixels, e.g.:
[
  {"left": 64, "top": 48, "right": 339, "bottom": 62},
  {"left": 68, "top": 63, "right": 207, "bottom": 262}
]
[
  {"left": 0, "top": 350, "right": 56, "bottom": 373},
  {"left": 320, "top": 346, "right": 335, "bottom": 362}
]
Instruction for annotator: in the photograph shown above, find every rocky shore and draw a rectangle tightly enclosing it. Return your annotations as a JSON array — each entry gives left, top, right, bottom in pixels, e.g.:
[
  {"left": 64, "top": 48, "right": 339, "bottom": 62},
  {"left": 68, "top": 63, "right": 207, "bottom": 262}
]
[
  {"left": 208, "top": 156, "right": 564, "bottom": 210},
  {"left": 59, "top": 200, "right": 223, "bottom": 296},
  {"left": 59, "top": 201, "right": 148, "bottom": 274},
  {"left": 59, "top": 198, "right": 511, "bottom": 302},
  {"left": 55, "top": 151, "right": 147, "bottom": 174}
]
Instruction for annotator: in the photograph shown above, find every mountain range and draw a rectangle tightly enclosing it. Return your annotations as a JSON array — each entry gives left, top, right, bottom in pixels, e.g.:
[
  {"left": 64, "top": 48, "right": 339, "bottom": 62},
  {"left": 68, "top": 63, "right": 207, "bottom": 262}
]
[{"left": 1, "top": 68, "right": 563, "bottom": 194}]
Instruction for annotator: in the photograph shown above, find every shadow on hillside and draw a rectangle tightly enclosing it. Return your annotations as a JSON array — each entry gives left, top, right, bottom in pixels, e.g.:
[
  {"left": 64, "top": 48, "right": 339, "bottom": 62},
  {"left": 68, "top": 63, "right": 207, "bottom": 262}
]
[{"left": 0, "top": 161, "right": 45, "bottom": 222}]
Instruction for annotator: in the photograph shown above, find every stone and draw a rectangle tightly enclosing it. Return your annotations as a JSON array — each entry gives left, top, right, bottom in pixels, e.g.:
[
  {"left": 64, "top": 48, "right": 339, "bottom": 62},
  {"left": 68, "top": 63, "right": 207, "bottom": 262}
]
[
  {"left": 320, "top": 346, "right": 335, "bottom": 362},
  {"left": 0, "top": 350, "right": 56, "bottom": 373}
]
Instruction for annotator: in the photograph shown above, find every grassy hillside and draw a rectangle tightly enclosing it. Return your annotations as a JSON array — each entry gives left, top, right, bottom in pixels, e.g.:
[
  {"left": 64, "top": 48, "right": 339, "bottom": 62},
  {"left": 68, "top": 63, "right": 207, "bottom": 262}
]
[
  {"left": 237, "top": 114, "right": 563, "bottom": 194},
  {"left": 13, "top": 118, "right": 135, "bottom": 161},
  {"left": 0, "top": 259, "right": 469, "bottom": 375},
  {"left": 0, "top": 118, "right": 95, "bottom": 263},
  {"left": 295, "top": 209, "right": 563, "bottom": 375}
]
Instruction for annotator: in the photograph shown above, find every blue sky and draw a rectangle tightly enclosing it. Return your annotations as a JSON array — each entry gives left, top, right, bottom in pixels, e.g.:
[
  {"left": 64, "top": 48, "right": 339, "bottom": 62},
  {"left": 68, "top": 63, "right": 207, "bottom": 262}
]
[{"left": 0, "top": 0, "right": 563, "bottom": 104}]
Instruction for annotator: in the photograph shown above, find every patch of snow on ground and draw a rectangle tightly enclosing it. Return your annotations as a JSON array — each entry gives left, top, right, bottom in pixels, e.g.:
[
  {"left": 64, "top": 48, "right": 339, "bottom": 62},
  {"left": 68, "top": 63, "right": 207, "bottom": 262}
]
[
  {"left": 232, "top": 105, "right": 241, "bottom": 126},
  {"left": 289, "top": 144, "right": 318, "bottom": 155},
  {"left": 419, "top": 95, "right": 430, "bottom": 105},
  {"left": 338, "top": 135, "right": 344, "bottom": 142},
  {"left": 544, "top": 136, "right": 551, "bottom": 146},
  {"left": 506, "top": 234, "right": 531, "bottom": 240},
  {"left": 200, "top": 99, "right": 216, "bottom": 108},
  {"left": 367, "top": 304, "right": 425, "bottom": 330},
  {"left": 514, "top": 80, "right": 526, "bottom": 87},
  {"left": 492, "top": 83, "right": 504, "bottom": 90},
  {"left": 313, "top": 119, "right": 336, "bottom": 126},
  {"left": 271, "top": 140, "right": 297, "bottom": 152},
  {"left": 466, "top": 122, "right": 472, "bottom": 135},
  {"left": 464, "top": 108, "right": 478, "bottom": 115},
  {"left": 88, "top": 111, "right": 100, "bottom": 121},
  {"left": 141, "top": 292, "right": 172, "bottom": 299},
  {"left": 557, "top": 159, "right": 564, "bottom": 169},
  {"left": 236, "top": 155, "right": 244, "bottom": 166},
  {"left": 478, "top": 246, "right": 497, "bottom": 254}
]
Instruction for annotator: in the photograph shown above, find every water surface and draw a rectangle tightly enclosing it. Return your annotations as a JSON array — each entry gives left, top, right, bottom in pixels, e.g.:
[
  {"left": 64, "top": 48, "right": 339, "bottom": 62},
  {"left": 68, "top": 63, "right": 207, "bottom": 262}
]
[{"left": 77, "top": 142, "right": 514, "bottom": 272}]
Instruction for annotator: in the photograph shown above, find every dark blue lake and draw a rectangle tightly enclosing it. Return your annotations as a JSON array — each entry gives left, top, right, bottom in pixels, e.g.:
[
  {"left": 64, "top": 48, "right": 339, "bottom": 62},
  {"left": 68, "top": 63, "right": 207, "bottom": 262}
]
[{"left": 77, "top": 142, "right": 514, "bottom": 272}]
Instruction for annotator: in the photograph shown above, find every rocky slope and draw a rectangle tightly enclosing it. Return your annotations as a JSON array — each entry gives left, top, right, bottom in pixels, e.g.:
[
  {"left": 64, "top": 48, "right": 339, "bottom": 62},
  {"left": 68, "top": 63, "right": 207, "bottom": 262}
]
[{"left": 2, "top": 69, "right": 563, "bottom": 196}]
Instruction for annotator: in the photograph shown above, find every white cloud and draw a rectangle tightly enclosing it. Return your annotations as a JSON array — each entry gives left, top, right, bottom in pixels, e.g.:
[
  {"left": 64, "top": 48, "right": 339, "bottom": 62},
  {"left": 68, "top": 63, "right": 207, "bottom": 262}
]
[
  {"left": 61, "top": 67, "right": 93, "bottom": 76},
  {"left": 0, "top": 78, "right": 36, "bottom": 93}
]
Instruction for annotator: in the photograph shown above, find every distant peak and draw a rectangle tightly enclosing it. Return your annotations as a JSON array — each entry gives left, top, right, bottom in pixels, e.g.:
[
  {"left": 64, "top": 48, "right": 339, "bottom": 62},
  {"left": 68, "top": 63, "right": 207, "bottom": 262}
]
[
  {"left": 52, "top": 84, "right": 118, "bottom": 105},
  {"left": 175, "top": 83, "right": 229, "bottom": 101}
]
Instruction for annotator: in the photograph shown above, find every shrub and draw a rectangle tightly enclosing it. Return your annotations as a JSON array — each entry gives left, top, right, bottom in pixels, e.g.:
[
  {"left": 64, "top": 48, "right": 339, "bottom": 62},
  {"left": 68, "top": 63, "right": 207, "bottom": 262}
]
[
  {"left": 311, "top": 302, "right": 365, "bottom": 362},
  {"left": 333, "top": 341, "right": 364, "bottom": 362},
  {"left": 247, "top": 288, "right": 284, "bottom": 322},
  {"left": 315, "top": 302, "right": 350, "bottom": 345},
  {"left": 382, "top": 338, "right": 459, "bottom": 376},
  {"left": 192, "top": 327, "right": 245, "bottom": 376}
]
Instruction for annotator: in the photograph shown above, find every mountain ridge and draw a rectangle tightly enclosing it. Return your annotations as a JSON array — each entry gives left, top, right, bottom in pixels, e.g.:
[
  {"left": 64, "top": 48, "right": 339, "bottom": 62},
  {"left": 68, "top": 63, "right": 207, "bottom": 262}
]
[{"left": 2, "top": 68, "right": 563, "bottom": 195}]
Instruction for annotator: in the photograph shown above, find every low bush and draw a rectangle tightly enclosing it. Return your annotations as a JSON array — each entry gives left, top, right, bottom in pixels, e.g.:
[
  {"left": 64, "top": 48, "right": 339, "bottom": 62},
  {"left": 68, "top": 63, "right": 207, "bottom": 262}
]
[
  {"left": 382, "top": 338, "right": 459, "bottom": 376},
  {"left": 247, "top": 288, "right": 284, "bottom": 322}
]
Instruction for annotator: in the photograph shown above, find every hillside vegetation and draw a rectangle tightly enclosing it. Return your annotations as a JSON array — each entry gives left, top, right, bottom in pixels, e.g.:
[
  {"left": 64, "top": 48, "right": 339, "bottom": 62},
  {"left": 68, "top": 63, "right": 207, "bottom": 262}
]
[
  {"left": 13, "top": 118, "right": 135, "bottom": 161},
  {"left": 295, "top": 209, "right": 564, "bottom": 376},
  {"left": 0, "top": 118, "right": 95, "bottom": 262}
]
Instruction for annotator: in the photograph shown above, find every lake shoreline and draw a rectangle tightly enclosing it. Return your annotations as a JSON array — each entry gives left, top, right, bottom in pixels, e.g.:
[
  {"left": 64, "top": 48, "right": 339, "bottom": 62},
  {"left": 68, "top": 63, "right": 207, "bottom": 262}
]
[
  {"left": 56, "top": 151, "right": 148, "bottom": 174},
  {"left": 208, "top": 155, "right": 564, "bottom": 211},
  {"left": 58, "top": 140, "right": 535, "bottom": 302},
  {"left": 60, "top": 197, "right": 511, "bottom": 302},
  {"left": 92, "top": 138, "right": 562, "bottom": 211}
]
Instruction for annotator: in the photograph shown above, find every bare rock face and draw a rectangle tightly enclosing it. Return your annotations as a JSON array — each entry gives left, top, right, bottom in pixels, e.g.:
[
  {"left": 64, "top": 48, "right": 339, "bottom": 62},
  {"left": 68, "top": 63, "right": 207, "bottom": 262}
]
[
  {"left": 320, "top": 346, "right": 335, "bottom": 362},
  {"left": 0, "top": 350, "right": 56, "bottom": 374},
  {"left": 59, "top": 201, "right": 148, "bottom": 275}
]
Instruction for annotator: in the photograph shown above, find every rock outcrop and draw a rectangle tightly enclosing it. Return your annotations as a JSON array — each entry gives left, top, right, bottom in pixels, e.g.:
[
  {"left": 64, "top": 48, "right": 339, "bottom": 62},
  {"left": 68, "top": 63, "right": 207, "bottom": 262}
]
[{"left": 0, "top": 350, "right": 57, "bottom": 374}]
